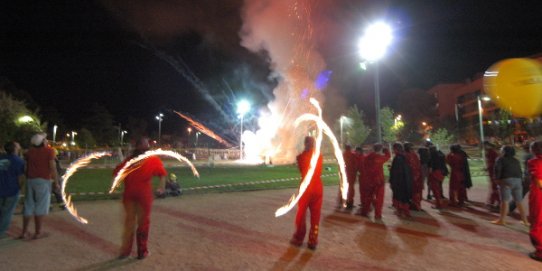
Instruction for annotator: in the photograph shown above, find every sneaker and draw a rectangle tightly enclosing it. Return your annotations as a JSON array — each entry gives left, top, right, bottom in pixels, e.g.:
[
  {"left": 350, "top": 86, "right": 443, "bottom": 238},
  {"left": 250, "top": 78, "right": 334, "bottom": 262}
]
[
  {"left": 137, "top": 251, "right": 149, "bottom": 260},
  {"left": 289, "top": 238, "right": 302, "bottom": 247},
  {"left": 345, "top": 203, "right": 354, "bottom": 210},
  {"left": 307, "top": 243, "right": 317, "bottom": 250},
  {"left": 427, "top": 195, "right": 432, "bottom": 200},
  {"left": 529, "top": 252, "right": 542, "bottom": 262}
]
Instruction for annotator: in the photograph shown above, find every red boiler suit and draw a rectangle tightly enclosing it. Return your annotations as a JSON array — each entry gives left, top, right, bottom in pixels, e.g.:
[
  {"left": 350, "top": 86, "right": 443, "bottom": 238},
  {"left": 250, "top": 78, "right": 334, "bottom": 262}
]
[
  {"left": 291, "top": 149, "right": 323, "bottom": 247},
  {"left": 343, "top": 150, "right": 359, "bottom": 206},
  {"left": 405, "top": 151, "right": 423, "bottom": 210},
  {"left": 446, "top": 152, "right": 468, "bottom": 206},
  {"left": 360, "top": 149, "right": 390, "bottom": 218},
  {"left": 529, "top": 155, "right": 542, "bottom": 258},
  {"left": 114, "top": 155, "right": 167, "bottom": 257},
  {"left": 485, "top": 148, "right": 500, "bottom": 206},
  {"left": 356, "top": 152, "right": 366, "bottom": 204}
]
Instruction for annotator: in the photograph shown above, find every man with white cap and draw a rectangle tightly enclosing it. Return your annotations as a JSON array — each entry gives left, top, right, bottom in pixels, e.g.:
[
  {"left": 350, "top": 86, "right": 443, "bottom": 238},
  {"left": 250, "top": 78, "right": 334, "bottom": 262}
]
[{"left": 19, "top": 132, "right": 58, "bottom": 240}]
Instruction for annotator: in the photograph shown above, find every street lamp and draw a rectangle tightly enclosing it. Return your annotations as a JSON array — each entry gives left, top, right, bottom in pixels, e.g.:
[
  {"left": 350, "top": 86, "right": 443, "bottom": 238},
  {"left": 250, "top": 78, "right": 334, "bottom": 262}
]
[
  {"left": 477, "top": 95, "right": 491, "bottom": 161},
  {"left": 195, "top": 131, "right": 201, "bottom": 147},
  {"left": 18, "top": 115, "right": 34, "bottom": 123},
  {"left": 155, "top": 113, "right": 164, "bottom": 145},
  {"left": 53, "top": 124, "right": 58, "bottom": 143},
  {"left": 71, "top": 131, "right": 77, "bottom": 146},
  {"left": 340, "top": 115, "right": 347, "bottom": 148},
  {"left": 358, "top": 21, "right": 393, "bottom": 143},
  {"left": 120, "top": 130, "right": 127, "bottom": 146},
  {"left": 237, "top": 99, "right": 251, "bottom": 160}
]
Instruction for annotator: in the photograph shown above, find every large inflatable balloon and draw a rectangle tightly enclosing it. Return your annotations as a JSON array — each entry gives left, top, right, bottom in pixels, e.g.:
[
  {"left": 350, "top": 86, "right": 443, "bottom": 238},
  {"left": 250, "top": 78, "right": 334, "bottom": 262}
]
[{"left": 483, "top": 58, "right": 542, "bottom": 117}]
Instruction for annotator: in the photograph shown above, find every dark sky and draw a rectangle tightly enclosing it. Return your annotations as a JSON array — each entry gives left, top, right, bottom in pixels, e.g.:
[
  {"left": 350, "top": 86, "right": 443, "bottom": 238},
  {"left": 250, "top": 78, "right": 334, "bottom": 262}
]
[{"left": 1, "top": 0, "right": 542, "bottom": 135}]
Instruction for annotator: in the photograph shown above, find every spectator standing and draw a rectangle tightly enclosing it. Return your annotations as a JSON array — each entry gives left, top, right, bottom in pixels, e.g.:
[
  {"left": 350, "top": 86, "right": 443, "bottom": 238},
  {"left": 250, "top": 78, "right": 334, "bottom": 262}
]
[{"left": 0, "top": 142, "right": 25, "bottom": 238}]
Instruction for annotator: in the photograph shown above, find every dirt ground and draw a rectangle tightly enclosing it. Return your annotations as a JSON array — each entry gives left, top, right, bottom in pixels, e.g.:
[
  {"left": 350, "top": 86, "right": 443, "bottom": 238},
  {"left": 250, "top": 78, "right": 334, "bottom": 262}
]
[{"left": 1, "top": 183, "right": 540, "bottom": 271}]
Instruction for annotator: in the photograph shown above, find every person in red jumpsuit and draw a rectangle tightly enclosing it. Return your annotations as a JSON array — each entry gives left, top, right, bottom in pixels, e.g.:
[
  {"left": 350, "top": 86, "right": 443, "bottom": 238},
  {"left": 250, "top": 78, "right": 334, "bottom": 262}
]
[
  {"left": 446, "top": 144, "right": 472, "bottom": 207},
  {"left": 359, "top": 144, "right": 390, "bottom": 219},
  {"left": 343, "top": 145, "right": 359, "bottom": 209},
  {"left": 114, "top": 138, "right": 167, "bottom": 259},
  {"left": 528, "top": 141, "right": 542, "bottom": 262},
  {"left": 290, "top": 136, "right": 323, "bottom": 250},
  {"left": 404, "top": 143, "right": 423, "bottom": 211},
  {"left": 484, "top": 141, "right": 500, "bottom": 210},
  {"left": 355, "top": 146, "right": 365, "bottom": 207},
  {"left": 428, "top": 145, "right": 448, "bottom": 209}
]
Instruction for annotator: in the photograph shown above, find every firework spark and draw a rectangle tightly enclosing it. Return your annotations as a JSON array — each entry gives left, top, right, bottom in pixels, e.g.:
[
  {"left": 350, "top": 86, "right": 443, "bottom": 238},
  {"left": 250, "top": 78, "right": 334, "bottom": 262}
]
[
  {"left": 110, "top": 149, "right": 200, "bottom": 194},
  {"left": 61, "top": 152, "right": 112, "bottom": 224},
  {"left": 275, "top": 98, "right": 348, "bottom": 217},
  {"left": 173, "top": 110, "right": 233, "bottom": 148}
]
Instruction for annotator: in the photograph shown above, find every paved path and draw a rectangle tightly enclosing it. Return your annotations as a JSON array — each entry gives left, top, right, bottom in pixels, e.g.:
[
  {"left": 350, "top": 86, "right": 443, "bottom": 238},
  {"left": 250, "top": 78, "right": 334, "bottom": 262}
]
[{"left": 0, "top": 184, "right": 539, "bottom": 271}]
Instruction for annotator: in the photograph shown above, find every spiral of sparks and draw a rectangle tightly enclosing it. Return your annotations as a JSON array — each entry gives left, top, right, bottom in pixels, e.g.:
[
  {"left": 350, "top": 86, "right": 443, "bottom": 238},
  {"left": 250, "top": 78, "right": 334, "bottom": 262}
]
[
  {"left": 109, "top": 149, "right": 200, "bottom": 194},
  {"left": 61, "top": 152, "right": 112, "bottom": 224},
  {"left": 275, "top": 98, "right": 348, "bottom": 217}
]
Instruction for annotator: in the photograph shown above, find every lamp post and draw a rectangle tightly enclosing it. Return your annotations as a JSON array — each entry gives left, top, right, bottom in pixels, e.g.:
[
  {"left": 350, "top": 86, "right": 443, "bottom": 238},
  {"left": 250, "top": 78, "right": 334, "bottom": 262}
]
[
  {"left": 53, "top": 124, "right": 58, "bottom": 143},
  {"left": 477, "top": 95, "right": 491, "bottom": 162},
  {"left": 71, "top": 131, "right": 77, "bottom": 146},
  {"left": 155, "top": 113, "right": 164, "bottom": 145},
  {"left": 340, "top": 115, "right": 346, "bottom": 148},
  {"left": 358, "top": 21, "right": 393, "bottom": 143},
  {"left": 120, "top": 130, "right": 127, "bottom": 146},
  {"left": 237, "top": 100, "right": 251, "bottom": 160}
]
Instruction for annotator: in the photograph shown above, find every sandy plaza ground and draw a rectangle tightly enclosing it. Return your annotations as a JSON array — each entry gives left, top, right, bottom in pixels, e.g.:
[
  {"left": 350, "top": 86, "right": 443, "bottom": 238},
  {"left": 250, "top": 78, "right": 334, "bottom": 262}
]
[{"left": 1, "top": 182, "right": 540, "bottom": 271}]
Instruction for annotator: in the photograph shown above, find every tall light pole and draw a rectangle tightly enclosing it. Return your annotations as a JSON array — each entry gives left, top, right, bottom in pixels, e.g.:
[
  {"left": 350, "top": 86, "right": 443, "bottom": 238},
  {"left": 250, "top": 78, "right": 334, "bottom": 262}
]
[
  {"left": 53, "top": 124, "right": 58, "bottom": 143},
  {"left": 120, "top": 130, "right": 127, "bottom": 146},
  {"left": 340, "top": 115, "right": 346, "bottom": 148},
  {"left": 155, "top": 113, "right": 164, "bottom": 145},
  {"left": 237, "top": 99, "right": 251, "bottom": 160},
  {"left": 477, "top": 95, "right": 491, "bottom": 162},
  {"left": 358, "top": 21, "right": 393, "bottom": 143},
  {"left": 71, "top": 131, "right": 77, "bottom": 146}
]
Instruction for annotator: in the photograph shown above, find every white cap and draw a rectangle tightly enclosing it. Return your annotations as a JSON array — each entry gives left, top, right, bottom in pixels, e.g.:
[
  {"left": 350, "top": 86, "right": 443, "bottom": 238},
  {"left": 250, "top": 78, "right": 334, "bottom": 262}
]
[{"left": 31, "top": 133, "right": 47, "bottom": 146}]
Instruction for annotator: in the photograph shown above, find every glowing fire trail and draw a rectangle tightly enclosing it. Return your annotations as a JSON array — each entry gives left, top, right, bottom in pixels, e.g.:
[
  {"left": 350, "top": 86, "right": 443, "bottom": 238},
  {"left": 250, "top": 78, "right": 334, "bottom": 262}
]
[
  {"left": 275, "top": 98, "right": 348, "bottom": 217},
  {"left": 173, "top": 110, "right": 233, "bottom": 148},
  {"left": 61, "top": 152, "right": 112, "bottom": 224},
  {"left": 110, "top": 149, "right": 200, "bottom": 194}
]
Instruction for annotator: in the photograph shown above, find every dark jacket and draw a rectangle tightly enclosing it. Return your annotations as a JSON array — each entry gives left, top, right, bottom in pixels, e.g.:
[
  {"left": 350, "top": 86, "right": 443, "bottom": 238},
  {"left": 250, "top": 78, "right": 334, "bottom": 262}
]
[{"left": 494, "top": 156, "right": 522, "bottom": 179}]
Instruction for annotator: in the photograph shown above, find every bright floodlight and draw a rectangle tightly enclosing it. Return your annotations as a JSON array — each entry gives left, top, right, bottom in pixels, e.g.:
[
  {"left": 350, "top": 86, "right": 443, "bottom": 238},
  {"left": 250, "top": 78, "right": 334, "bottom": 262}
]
[
  {"left": 18, "top": 115, "right": 34, "bottom": 123},
  {"left": 237, "top": 100, "right": 251, "bottom": 117},
  {"left": 358, "top": 22, "right": 393, "bottom": 62}
]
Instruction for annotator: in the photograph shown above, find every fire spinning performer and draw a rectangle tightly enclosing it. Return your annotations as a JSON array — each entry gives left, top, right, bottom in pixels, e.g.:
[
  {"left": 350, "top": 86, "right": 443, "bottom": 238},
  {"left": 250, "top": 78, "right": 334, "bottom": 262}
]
[
  {"left": 290, "top": 136, "right": 323, "bottom": 250},
  {"left": 114, "top": 138, "right": 167, "bottom": 260},
  {"left": 446, "top": 144, "right": 472, "bottom": 207},
  {"left": 359, "top": 144, "right": 390, "bottom": 219},
  {"left": 404, "top": 143, "right": 423, "bottom": 211},
  {"left": 389, "top": 143, "right": 413, "bottom": 218},
  {"left": 484, "top": 141, "right": 500, "bottom": 211},
  {"left": 342, "top": 145, "right": 358, "bottom": 209},
  {"left": 529, "top": 141, "right": 542, "bottom": 261}
]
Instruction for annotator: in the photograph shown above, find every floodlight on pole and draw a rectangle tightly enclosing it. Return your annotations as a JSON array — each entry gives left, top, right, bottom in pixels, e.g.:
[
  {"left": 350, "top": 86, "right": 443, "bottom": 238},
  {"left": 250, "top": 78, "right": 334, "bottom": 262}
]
[
  {"left": 237, "top": 99, "right": 251, "bottom": 160},
  {"left": 53, "top": 124, "right": 58, "bottom": 143},
  {"left": 358, "top": 21, "right": 393, "bottom": 143},
  {"left": 477, "top": 95, "right": 491, "bottom": 164}
]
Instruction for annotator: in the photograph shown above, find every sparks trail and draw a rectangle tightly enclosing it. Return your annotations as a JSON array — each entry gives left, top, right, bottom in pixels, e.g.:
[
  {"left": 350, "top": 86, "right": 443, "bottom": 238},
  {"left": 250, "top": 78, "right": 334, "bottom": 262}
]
[
  {"left": 173, "top": 110, "right": 234, "bottom": 148},
  {"left": 110, "top": 149, "right": 200, "bottom": 194},
  {"left": 275, "top": 98, "right": 348, "bottom": 217},
  {"left": 135, "top": 41, "right": 232, "bottom": 122},
  {"left": 61, "top": 152, "right": 112, "bottom": 224}
]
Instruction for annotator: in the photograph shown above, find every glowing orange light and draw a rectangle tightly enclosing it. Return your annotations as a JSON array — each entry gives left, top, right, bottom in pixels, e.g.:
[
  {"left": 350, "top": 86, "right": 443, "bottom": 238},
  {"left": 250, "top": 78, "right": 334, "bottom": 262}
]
[
  {"left": 110, "top": 149, "right": 200, "bottom": 194},
  {"left": 173, "top": 111, "right": 233, "bottom": 148},
  {"left": 62, "top": 152, "right": 112, "bottom": 224}
]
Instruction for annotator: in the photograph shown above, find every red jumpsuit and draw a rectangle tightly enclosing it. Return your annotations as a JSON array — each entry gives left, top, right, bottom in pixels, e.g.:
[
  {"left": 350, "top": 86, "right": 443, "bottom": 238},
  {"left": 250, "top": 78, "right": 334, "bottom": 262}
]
[
  {"left": 114, "top": 156, "right": 167, "bottom": 258},
  {"left": 291, "top": 150, "right": 323, "bottom": 248},
  {"left": 343, "top": 150, "right": 359, "bottom": 207},
  {"left": 356, "top": 152, "right": 366, "bottom": 205},
  {"left": 405, "top": 151, "right": 423, "bottom": 210},
  {"left": 446, "top": 152, "right": 468, "bottom": 206},
  {"left": 528, "top": 155, "right": 542, "bottom": 258},
  {"left": 360, "top": 149, "right": 390, "bottom": 218},
  {"left": 485, "top": 148, "right": 500, "bottom": 206}
]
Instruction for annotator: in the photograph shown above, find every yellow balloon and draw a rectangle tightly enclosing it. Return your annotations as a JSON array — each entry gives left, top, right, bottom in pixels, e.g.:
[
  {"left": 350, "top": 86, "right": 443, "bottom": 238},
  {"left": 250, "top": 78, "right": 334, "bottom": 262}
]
[{"left": 483, "top": 58, "right": 542, "bottom": 117}]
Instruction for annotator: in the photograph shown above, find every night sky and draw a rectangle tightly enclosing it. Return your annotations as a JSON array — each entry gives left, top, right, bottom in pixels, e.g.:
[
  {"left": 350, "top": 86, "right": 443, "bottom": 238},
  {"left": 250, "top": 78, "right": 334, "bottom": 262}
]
[{"left": 2, "top": 0, "right": 542, "bottom": 136}]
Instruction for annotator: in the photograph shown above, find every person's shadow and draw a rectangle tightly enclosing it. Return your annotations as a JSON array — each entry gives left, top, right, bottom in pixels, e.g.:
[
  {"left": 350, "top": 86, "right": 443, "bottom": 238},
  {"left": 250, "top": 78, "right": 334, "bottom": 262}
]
[
  {"left": 270, "top": 246, "right": 314, "bottom": 271},
  {"left": 75, "top": 257, "right": 137, "bottom": 271},
  {"left": 356, "top": 221, "right": 398, "bottom": 261}
]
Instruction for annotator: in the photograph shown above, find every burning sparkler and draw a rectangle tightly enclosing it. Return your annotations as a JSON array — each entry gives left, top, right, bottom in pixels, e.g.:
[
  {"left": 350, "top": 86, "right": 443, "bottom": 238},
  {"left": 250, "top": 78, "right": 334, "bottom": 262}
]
[
  {"left": 275, "top": 98, "right": 348, "bottom": 217},
  {"left": 61, "top": 152, "right": 112, "bottom": 224},
  {"left": 173, "top": 110, "right": 233, "bottom": 148},
  {"left": 110, "top": 149, "right": 200, "bottom": 194}
]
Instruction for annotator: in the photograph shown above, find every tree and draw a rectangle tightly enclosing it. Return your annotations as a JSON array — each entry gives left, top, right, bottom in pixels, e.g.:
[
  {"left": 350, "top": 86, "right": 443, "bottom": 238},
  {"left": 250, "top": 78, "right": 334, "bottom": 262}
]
[
  {"left": 429, "top": 128, "right": 454, "bottom": 150},
  {"left": 81, "top": 104, "right": 117, "bottom": 146},
  {"left": 0, "top": 91, "right": 43, "bottom": 147},
  {"left": 341, "top": 105, "right": 371, "bottom": 147},
  {"left": 77, "top": 128, "right": 96, "bottom": 149},
  {"left": 489, "top": 109, "right": 514, "bottom": 143},
  {"left": 380, "top": 107, "right": 403, "bottom": 143}
]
